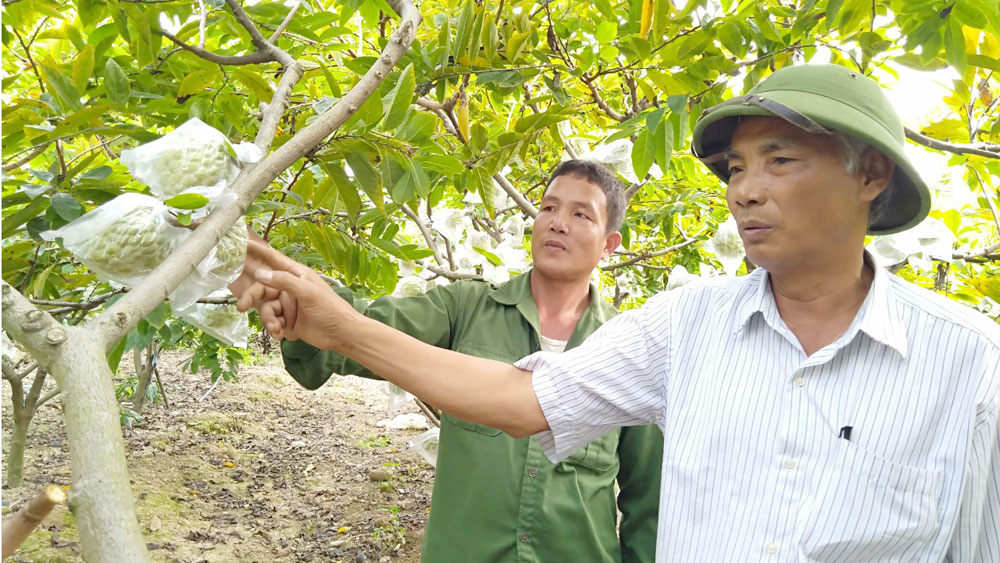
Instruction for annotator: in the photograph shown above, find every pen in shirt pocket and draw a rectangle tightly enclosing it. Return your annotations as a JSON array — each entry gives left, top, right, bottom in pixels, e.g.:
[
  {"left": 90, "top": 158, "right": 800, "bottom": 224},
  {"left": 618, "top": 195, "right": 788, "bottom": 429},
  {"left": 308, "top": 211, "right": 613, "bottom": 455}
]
[{"left": 839, "top": 377, "right": 859, "bottom": 442}]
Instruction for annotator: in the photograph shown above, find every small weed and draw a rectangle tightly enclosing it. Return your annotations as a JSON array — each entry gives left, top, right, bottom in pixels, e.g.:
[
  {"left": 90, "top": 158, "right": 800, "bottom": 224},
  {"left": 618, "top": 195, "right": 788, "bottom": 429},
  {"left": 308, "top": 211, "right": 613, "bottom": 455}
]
[
  {"left": 357, "top": 434, "right": 391, "bottom": 449},
  {"left": 371, "top": 505, "right": 406, "bottom": 554}
]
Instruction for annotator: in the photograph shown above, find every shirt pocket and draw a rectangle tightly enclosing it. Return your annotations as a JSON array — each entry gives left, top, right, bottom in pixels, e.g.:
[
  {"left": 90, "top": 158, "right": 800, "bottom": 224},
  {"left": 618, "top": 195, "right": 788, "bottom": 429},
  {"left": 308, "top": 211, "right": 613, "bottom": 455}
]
[
  {"left": 796, "top": 440, "right": 943, "bottom": 563},
  {"left": 559, "top": 430, "right": 619, "bottom": 472}
]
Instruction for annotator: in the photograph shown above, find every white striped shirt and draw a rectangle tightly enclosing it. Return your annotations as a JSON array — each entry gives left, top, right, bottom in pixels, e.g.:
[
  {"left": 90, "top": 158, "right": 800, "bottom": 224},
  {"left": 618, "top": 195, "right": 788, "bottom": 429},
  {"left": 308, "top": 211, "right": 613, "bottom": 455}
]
[{"left": 517, "top": 263, "right": 1000, "bottom": 562}]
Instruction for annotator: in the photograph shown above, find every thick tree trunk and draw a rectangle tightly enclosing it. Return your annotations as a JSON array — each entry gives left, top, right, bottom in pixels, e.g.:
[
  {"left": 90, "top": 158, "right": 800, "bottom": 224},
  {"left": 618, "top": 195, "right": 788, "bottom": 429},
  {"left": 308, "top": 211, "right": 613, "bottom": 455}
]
[
  {"left": 48, "top": 330, "right": 150, "bottom": 562},
  {"left": 3, "top": 286, "right": 150, "bottom": 562}
]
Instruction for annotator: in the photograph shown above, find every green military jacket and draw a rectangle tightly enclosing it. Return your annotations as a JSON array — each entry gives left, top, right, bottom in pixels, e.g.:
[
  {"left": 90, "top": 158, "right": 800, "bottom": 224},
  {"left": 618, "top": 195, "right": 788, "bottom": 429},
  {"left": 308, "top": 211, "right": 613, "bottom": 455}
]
[{"left": 282, "top": 271, "right": 663, "bottom": 562}]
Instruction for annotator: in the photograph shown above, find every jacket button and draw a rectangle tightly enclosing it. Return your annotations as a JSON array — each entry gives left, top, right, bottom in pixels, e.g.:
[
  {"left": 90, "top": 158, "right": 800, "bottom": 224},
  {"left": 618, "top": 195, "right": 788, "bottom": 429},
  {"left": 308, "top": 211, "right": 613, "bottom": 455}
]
[
  {"left": 527, "top": 468, "right": 538, "bottom": 478},
  {"left": 519, "top": 533, "right": 530, "bottom": 543}
]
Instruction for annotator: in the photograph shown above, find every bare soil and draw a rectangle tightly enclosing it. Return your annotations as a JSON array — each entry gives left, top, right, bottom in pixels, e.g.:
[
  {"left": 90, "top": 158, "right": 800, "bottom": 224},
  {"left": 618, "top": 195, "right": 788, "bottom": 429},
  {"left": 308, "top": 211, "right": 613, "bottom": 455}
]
[{"left": 1, "top": 350, "right": 434, "bottom": 563}]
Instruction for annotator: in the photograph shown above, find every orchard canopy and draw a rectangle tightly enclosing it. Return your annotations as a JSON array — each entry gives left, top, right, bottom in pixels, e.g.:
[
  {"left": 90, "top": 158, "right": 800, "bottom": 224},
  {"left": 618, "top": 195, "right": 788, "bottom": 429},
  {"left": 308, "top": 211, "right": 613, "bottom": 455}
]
[{"left": 3, "top": 0, "right": 1000, "bottom": 347}]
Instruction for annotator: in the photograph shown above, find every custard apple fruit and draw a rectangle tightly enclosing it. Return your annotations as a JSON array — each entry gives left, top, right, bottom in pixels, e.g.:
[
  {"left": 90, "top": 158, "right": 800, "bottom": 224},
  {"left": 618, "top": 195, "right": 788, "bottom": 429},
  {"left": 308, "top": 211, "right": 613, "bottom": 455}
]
[
  {"left": 211, "top": 223, "right": 248, "bottom": 277},
  {"left": 148, "top": 141, "right": 237, "bottom": 197},
  {"left": 200, "top": 304, "right": 243, "bottom": 331},
  {"left": 80, "top": 204, "right": 175, "bottom": 277}
]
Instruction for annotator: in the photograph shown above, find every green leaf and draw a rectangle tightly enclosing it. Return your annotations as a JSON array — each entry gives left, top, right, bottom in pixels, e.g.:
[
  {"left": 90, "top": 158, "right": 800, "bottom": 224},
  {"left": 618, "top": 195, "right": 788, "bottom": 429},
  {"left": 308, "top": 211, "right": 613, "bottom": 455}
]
[
  {"left": 417, "top": 154, "right": 465, "bottom": 175},
  {"left": 177, "top": 69, "right": 219, "bottom": 98},
  {"left": 324, "top": 162, "right": 361, "bottom": 219},
  {"left": 944, "top": 20, "right": 967, "bottom": 72},
  {"left": 382, "top": 64, "right": 416, "bottom": 130},
  {"left": 49, "top": 193, "right": 84, "bottom": 222},
  {"left": 596, "top": 21, "right": 617, "bottom": 43},
  {"left": 177, "top": 213, "right": 192, "bottom": 226},
  {"left": 164, "top": 193, "right": 210, "bottom": 210},
  {"left": 439, "top": 20, "right": 451, "bottom": 68},
  {"left": 107, "top": 335, "right": 127, "bottom": 374},
  {"left": 103, "top": 59, "right": 130, "bottom": 106},
  {"left": 232, "top": 68, "right": 273, "bottom": 103},
  {"left": 753, "top": 6, "right": 783, "bottom": 43},
  {"left": 72, "top": 44, "right": 95, "bottom": 93},
  {"left": 473, "top": 246, "right": 502, "bottom": 266},
  {"left": 969, "top": 54, "right": 1000, "bottom": 73},
  {"left": 483, "top": 14, "right": 498, "bottom": 62},
  {"left": 631, "top": 129, "right": 655, "bottom": 179},
  {"left": 717, "top": 20, "right": 743, "bottom": 55},
  {"left": 344, "top": 151, "right": 383, "bottom": 212},
  {"left": 37, "top": 56, "right": 83, "bottom": 111},
  {"left": 144, "top": 301, "right": 171, "bottom": 329},
  {"left": 454, "top": 0, "right": 475, "bottom": 61}
]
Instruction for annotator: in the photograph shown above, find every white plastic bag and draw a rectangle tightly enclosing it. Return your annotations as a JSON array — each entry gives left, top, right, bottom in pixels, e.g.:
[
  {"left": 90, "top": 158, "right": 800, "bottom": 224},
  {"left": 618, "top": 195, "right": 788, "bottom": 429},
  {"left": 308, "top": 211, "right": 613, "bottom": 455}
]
[
  {"left": 174, "top": 291, "right": 248, "bottom": 347},
  {"left": 408, "top": 428, "right": 440, "bottom": 467},
  {"left": 120, "top": 118, "right": 241, "bottom": 199},
  {"left": 42, "top": 193, "right": 189, "bottom": 287},
  {"left": 382, "top": 382, "right": 414, "bottom": 417}
]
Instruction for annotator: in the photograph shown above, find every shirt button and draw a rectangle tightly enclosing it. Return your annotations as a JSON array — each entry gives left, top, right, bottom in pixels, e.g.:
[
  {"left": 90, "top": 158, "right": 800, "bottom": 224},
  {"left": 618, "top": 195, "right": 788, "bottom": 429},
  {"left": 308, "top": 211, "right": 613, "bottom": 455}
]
[
  {"left": 519, "top": 533, "right": 530, "bottom": 543},
  {"left": 766, "top": 543, "right": 778, "bottom": 554},
  {"left": 794, "top": 377, "right": 806, "bottom": 387},
  {"left": 527, "top": 468, "right": 538, "bottom": 478},
  {"left": 784, "top": 459, "right": 796, "bottom": 470}
]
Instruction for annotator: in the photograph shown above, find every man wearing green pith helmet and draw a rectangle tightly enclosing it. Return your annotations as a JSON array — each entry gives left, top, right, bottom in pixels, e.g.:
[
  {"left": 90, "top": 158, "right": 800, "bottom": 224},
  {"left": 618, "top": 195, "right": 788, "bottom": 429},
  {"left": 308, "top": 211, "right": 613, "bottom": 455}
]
[{"left": 242, "top": 64, "right": 1000, "bottom": 562}]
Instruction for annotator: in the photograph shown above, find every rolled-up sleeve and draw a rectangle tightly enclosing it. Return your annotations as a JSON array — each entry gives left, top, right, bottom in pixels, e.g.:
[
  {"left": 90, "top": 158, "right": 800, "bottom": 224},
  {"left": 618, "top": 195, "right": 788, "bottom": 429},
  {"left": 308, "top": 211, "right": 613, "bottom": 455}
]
[{"left": 515, "top": 292, "right": 675, "bottom": 463}]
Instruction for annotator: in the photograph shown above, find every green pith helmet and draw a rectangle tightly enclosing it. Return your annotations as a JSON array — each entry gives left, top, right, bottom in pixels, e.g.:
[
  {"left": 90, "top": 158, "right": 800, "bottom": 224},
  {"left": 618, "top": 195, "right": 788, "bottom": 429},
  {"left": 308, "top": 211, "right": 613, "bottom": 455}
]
[{"left": 691, "top": 64, "right": 930, "bottom": 235}]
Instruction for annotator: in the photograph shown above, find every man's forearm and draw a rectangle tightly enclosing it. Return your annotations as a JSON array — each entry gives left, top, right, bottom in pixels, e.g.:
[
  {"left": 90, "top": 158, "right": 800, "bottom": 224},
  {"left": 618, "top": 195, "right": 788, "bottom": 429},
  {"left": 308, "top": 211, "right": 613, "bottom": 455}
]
[{"left": 332, "top": 314, "right": 548, "bottom": 438}]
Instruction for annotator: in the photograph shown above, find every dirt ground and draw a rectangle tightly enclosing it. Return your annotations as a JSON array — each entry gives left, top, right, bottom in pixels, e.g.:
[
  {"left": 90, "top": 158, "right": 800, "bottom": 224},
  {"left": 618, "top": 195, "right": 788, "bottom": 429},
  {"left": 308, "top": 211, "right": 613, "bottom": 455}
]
[{"left": 1, "top": 349, "right": 435, "bottom": 562}]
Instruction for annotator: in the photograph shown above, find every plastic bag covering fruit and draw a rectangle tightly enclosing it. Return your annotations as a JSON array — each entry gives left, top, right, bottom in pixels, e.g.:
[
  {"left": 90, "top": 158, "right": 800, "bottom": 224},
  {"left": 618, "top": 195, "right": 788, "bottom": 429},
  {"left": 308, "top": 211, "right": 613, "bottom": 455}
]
[
  {"left": 175, "top": 293, "right": 248, "bottom": 347},
  {"left": 211, "top": 222, "right": 248, "bottom": 277},
  {"left": 121, "top": 118, "right": 240, "bottom": 199},
  {"left": 41, "top": 193, "right": 188, "bottom": 286}
]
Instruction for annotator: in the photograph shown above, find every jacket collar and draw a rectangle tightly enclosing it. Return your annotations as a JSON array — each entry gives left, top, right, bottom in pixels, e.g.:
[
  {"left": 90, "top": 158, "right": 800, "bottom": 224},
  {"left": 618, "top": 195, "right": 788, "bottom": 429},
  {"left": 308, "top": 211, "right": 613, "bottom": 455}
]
[{"left": 489, "top": 270, "right": 616, "bottom": 347}]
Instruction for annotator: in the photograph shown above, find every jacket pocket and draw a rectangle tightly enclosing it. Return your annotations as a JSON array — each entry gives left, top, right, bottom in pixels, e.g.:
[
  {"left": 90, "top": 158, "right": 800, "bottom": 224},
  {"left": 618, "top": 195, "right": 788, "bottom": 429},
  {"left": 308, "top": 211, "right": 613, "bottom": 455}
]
[{"left": 796, "top": 440, "right": 943, "bottom": 562}]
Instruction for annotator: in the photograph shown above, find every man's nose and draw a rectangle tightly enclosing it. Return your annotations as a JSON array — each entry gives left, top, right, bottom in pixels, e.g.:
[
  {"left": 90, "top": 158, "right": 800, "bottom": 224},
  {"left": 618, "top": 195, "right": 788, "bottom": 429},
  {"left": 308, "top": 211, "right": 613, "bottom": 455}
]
[
  {"left": 549, "top": 212, "right": 569, "bottom": 233},
  {"left": 728, "top": 167, "right": 766, "bottom": 208}
]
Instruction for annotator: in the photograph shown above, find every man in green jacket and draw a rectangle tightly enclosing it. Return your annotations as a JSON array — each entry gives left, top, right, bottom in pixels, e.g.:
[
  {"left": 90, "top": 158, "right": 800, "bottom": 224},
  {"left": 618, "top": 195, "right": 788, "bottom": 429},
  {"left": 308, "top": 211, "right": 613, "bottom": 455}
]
[{"left": 233, "top": 160, "right": 662, "bottom": 562}]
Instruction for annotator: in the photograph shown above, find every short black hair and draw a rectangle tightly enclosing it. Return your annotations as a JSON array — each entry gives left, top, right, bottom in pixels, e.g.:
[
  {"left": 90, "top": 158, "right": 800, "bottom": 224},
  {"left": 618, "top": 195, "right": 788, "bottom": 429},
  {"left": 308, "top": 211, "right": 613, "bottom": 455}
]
[{"left": 544, "top": 160, "right": 626, "bottom": 233}]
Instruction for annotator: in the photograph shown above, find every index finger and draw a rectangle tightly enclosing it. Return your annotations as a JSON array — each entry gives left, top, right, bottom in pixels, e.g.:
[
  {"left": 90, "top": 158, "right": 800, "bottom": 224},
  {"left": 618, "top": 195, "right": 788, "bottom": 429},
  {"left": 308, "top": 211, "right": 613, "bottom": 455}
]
[{"left": 246, "top": 239, "right": 313, "bottom": 277}]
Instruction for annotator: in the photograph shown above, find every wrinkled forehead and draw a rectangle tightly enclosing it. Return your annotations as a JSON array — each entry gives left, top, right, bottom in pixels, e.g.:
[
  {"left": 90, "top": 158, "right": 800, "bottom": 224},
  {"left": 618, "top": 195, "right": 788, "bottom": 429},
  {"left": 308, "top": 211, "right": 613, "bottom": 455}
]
[{"left": 726, "top": 115, "right": 835, "bottom": 157}]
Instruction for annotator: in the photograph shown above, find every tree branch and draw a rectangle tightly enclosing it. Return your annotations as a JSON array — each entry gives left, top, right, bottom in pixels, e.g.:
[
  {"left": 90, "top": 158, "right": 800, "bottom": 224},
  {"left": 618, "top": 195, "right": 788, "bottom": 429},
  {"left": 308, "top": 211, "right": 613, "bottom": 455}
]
[
  {"left": 2, "top": 144, "right": 49, "bottom": 172},
  {"left": 905, "top": 128, "right": 1000, "bottom": 159},
  {"left": 493, "top": 174, "right": 538, "bottom": 218},
  {"left": 401, "top": 204, "right": 448, "bottom": 268},
  {"left": 601, "top": 238, "right": 698, "bottom": 270},
  {"left": 225, "top": 0, "right": 271, "bottom": 51},
  {"left": 953, "top": 241, "right": 1000, "bottom": 261},
  {"left": 269, "top": 1, "right": 301, "bottom": 44},
  {"left": 582, "top": 76, "right": 625, "bottom": 122},
  {"left": 95, "top": 0, "right": 422, "bottom": 350},
  {"left": 424, "top": 263, "right": 480, "bottom": 280},
  {"left": 159, "top": 31, "right": 273, "bottom": 65}
]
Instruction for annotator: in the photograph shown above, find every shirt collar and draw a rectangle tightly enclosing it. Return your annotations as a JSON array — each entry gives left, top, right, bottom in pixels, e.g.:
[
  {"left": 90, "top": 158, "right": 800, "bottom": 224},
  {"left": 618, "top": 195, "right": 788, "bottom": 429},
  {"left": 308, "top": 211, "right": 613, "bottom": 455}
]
[
  {"left": 489, "top": 270, "right": 616, "bottom": 347},
  {"left": 730, "top": 252, "right": 908, "bottom": 359}
]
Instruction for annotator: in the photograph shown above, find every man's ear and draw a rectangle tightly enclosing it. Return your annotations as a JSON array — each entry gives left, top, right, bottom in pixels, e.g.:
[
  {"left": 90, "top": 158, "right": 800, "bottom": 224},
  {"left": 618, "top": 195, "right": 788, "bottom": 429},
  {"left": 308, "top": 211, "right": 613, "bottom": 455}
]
[
  {"left": 859, "top": 149, "right": 895, "bottom": 202},
  {"left": 603, "top": 231, "right": 623, "bottom": 259}
]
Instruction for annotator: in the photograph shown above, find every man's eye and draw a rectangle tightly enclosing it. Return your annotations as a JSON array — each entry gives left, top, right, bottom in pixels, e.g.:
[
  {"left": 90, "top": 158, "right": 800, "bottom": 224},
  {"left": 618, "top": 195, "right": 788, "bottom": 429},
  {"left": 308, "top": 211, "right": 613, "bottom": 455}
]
[
  {"left": 773, "top": 157, "right": 793, "bottom": 165},
  {"left": 574, "top": 212, "right": 589, "bottom": 219},
  {"left": 727, "top": 165, "right": 743, "bottom": 175}
]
